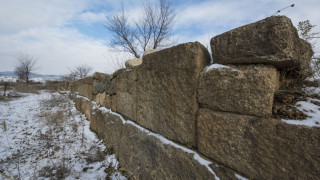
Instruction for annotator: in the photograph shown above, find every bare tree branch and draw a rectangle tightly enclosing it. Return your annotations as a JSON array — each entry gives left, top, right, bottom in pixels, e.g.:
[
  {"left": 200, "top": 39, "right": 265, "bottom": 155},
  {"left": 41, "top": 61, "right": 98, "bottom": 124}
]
[
  {"left": 298, "top": 20, "right": 319, "bottom": 48},
  {"left": 297, "top": 20, "right": 320, "bottom": 79},
  {"left": 105, "top": 0, "right": 175, "bottom": 58},
  {"left": 105, "top": 5, "right": 140, "bottom": 58},
  {"left": 64, "top": 64, "right": 93, "bottom": 81}
]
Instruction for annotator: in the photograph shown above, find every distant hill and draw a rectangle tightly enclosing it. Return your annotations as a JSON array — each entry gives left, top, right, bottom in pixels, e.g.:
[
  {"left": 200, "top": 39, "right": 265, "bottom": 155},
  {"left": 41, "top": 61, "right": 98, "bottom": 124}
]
[{"left": 0, "top": 71, "right": 62, "bottom": 81}]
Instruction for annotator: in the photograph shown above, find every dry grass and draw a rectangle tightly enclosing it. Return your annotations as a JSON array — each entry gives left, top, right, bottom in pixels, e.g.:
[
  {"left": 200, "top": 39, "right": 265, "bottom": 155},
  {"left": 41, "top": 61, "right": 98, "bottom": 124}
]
[
  {"left": 11, "top": 82, "right": 44, "bottom": 94},
  {"left": 0, "top": 81, "right": 65, "bottom": 97},
  {"left": 44, "top": 81, "right": 65, "bottom": 92},
  {"left": 38, "top": 164, "right": 70, "bottom": 179}
]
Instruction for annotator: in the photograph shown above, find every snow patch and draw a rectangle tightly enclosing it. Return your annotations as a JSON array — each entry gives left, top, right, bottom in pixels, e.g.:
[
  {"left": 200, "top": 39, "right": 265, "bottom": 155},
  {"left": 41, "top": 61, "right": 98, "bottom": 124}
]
[
  {"left": 281, "top": 85, "right": 320, "bottom": 127},
  {"left": 76, "top": 94, "right": 90, "bottom": 101},
  {"left": 235, "top": 173, "right": 248, "bottom": 180},
  {"left": 304, "top": 86, "right": 320, "bottom": 96},
  {"left": 282, "top": 98, "right": 320, "bottom": 127},
  {"left": 205, "top": 64, "right": 231, "bottom": 72}
]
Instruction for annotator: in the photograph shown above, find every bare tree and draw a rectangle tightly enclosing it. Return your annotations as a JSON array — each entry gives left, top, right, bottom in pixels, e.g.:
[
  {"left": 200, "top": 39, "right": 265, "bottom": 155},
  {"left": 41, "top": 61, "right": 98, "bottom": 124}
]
[
  {"left": 75, "top": 64, "right": 93, "bottom": 79},
  {"left": 298, "top": 20, "right": 319, "bottom": 47},
  {"left": 14, "top": 54, "right": 37, "bottom": 83},
  {"left": 61, "top": 73, "right": 77, "bottom": 82},
  {"left": 106, "top": 0, "right": 175, "bottom": 58},
  {"left": 297, "top": 20, "right": 320, "bottom": 78},
  {"left": 65, "top": 64, "right": 93, "bottom": 81}
]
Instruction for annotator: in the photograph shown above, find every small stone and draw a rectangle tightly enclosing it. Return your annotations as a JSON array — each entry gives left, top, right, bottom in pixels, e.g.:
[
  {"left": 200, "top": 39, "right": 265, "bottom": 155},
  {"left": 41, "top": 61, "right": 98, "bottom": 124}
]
[{"left": 125, "top": 58, "right": 142, "bottom": 68}]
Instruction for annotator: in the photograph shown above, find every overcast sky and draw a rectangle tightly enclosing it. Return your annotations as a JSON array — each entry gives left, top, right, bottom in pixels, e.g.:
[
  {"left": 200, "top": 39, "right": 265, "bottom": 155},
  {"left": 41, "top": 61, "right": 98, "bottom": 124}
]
[{"left": 0, "top": 0, "right": 319, "bottom": 75}]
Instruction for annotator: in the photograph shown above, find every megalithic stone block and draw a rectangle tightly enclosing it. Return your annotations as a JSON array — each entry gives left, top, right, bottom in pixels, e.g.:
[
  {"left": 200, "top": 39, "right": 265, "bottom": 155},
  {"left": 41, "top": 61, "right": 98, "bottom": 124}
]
[
  {"left": 211, "top": 16, "right": 313, "bottom": 70},
  {"left": 198, "top": 64, "right": 279, "bottom": 117}
]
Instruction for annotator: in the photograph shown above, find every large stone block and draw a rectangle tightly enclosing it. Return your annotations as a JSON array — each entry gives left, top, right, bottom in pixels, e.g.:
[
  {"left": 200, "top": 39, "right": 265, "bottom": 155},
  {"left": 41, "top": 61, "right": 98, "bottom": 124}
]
[
  {"left": 135, "top": 42, "right": 211, "bottom": 148},
  {"left": 105, "top": 68, "right": 137, "bottom": 96},
  {"left": 115, "top": 92, "right": 136, "bottom": 120},
  {"left": 197, "top": 108, "right": 320, "bottom": 179},
  {"left": 211, "top": 16, "right": 313, "bottom": 69},
  {"left": 198, "top": 65, "right": 279, "bottom": 117},
  {"left": 105, "top": 68, "right": 138, "bottom": 120},
  {"left": 95, "top": 92, "right": 107, "bottom": 106},
  {"left": 78, "top": 84, "right": 93, "bottom": 100},
  {"left": 92, "top": 72, "right": 109, "bottom": 81},
  {"left": 87, "top": 104, "right": 235, "bottom": 180},
  {"left": 93, "top": 72, "right": 110, "bottom": 95},
  {"left": 78, "top": 76, "right": 93, "bottom": 85}
]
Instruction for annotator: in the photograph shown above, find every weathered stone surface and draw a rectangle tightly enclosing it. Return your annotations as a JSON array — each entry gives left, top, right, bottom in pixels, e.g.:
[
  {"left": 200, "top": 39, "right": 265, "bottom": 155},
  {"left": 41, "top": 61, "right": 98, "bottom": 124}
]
[
  {"left": 95, "top": 82, "right": 105, "bottom": 93},
  {"left": 95, "top": 92, "right": 106, "bottom": 106},
  {"left": 198, "top": 65, "right": 279, "bottom": 117},
  {"left": 143, "top": 48, "right": 158, "bottom": 57},
  {"left": 104, "top": 94, "right": 112, "bottom": 109},
  {"left": 115, "top": 91, "right": 135, "bottom": 120},
  {"left": 81, "top": 98, "right": 92, "bottom": 121},
  {"left": 78, "top": 84, "right": 93, "bottom": 100},
  {"left": 125, "top": 58, "right": 142, "bottom": 68},
  {"left": 197, "top": 108, "right": 320, "bottom": 179},
  {"left": 82, "top": 100, "right": 228, "bottom": 180},
  {"left": 105, "top": 68, "right": 138, "bottom": 120},
  {"left": 105, "top": 68, "right": 137, "bottom": 96},
  {"left": 136, "top": 42, "right": 211, "bottom": 148},
  {"left": 93, "top": 72, "right": 110, "bottom": 95},
  {"left": 92, "top": 72, "right": 109, "bottom": 81},
  {"left": 78, "top": 76, "right": 93, "bottom": 85},
  {"left": 211, "top": 16, "right": 313, "bottom": 69},
  {"left": 110, "top": 95, "right": 117, "bottom": 112}
]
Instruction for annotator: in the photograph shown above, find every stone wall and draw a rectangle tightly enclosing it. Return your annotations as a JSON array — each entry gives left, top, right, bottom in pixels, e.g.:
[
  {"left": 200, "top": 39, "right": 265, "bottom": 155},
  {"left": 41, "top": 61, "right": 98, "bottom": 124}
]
[{"left": 66, "top": 16, "right": 320, "bottom": 179}]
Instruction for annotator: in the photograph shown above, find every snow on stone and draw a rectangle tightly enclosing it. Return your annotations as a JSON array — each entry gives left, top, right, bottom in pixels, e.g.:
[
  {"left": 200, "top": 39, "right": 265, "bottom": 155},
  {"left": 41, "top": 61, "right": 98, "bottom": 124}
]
[
  {"left": 89, "top": 98, "right": 220, "bottom": 179},
  {"left": 76, "top": 94, "right": 90, "bottom": 102},
  {"left": 205, "top": 63, "right": 231, "bottom": 72},
  {"left": 235, "top": 173, "right": 248, "bottom": 180}
]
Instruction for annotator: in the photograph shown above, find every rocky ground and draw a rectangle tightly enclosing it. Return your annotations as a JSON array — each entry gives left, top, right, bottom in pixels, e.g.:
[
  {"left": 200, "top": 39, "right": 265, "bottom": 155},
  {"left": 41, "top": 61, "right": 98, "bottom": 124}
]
[{"left": 0, "top": 86, "right": 126, "bottom": 180}]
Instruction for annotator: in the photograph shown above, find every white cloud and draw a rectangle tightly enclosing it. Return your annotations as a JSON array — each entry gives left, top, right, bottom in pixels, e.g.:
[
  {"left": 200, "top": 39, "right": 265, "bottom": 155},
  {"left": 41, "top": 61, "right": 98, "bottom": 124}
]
[
  {"left": 173, "top": 0, "right": 320, "bottom": 56},
  {"left": 77, "top": 12, "right": 108, "bottom": 24},
  {"left": 0, "top": 0, "right": 134, "bottom": 75},
  {"left": 0, "top": 0, "right": 89, "bottom": 33},
  {"left": 0, "top": 27, "right": 113, "bottom": 75},
  {"left": 175, "top": 0, "right": 270, "bottom": 33},
  {"left": 1, "top": 0, "right": 320, "bottom": 76}
]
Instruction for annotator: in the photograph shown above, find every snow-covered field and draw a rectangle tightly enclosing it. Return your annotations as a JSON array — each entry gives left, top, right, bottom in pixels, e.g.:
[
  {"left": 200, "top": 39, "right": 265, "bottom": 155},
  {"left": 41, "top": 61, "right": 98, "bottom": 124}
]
[
  {"left": 0, "top": 90, "right": 125, "bottom": 179},
  {"left": 0, "top": 76, "right": 47, "bottom": 83}
]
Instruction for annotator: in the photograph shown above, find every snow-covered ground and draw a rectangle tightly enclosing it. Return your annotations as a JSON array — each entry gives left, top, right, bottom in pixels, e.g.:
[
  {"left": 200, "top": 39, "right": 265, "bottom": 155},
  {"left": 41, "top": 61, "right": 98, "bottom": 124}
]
[
  {"left": 0, "top": 76, "right": 46, "bottom": 83},
  {"left": 0, "top": 91, "right": 126, "bottom": 179},
  {"left": 0, "top": 76, "right": 17, "bottom": 82}
]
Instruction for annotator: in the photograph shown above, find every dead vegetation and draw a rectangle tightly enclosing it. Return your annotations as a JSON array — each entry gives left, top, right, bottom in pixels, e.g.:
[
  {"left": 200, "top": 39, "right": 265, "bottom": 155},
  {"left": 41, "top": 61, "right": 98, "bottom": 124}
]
[{"left": 272, "top": 69, "right": 320, "bottom": 120}]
